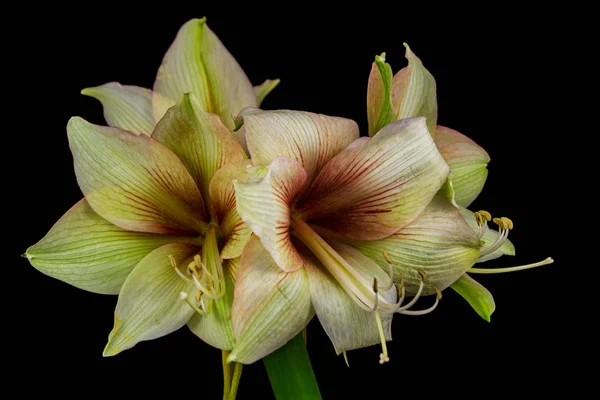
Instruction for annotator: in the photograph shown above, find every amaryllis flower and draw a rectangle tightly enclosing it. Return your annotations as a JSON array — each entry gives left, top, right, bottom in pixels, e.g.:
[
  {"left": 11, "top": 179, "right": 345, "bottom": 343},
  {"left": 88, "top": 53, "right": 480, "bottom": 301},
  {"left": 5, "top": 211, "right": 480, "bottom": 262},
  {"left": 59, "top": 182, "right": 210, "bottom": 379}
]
[
  {"left": 228, "top": 109, "right": 483, "bottom": 364},
  {"left": 366, "top": 44, "right": 553, "bottom": 321},
  {"left": 24, "top": 17, "right": 275, "bottom": 358}
]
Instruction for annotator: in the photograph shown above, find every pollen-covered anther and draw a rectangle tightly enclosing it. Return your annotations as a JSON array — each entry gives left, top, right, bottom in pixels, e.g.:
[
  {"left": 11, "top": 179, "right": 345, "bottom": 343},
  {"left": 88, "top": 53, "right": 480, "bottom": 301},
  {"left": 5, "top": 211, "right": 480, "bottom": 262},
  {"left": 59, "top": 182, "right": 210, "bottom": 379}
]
[
  {"left": 480, "top": 216, "right": 514, "bottom": 257},
  {"left": 474, "top": 210, "right": 492, "bottom": 226}
]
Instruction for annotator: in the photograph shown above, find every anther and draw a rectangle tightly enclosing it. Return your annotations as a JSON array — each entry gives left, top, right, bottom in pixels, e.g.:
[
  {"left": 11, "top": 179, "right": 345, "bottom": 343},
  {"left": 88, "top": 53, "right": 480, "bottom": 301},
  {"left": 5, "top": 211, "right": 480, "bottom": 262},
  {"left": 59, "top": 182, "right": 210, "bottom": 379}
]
[
  {"left": 474, "top": 210, "right": 492, "bottom": 226},
  {"left": 418, "top": 270, "right": 427, "bottom": 281},
  {"left": 383, "top": 251, "right": 392, "bottom": 264}
]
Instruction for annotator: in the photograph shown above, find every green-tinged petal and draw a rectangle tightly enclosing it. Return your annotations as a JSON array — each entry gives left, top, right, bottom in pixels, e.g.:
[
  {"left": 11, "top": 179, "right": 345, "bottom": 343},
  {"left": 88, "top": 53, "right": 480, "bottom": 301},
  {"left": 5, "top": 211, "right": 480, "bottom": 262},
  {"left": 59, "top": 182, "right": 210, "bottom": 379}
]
[
  {"left": 81, "top": 82, "right": 154, "bottom": 136},
  {"left": 435, "top": 125, "right": 490, "bottom": 207},
  {"left": 104, "top": 243, "right": 198, "bottom": 356},
  {"left": 460, "top": 207, "right": 515, "bottom": 262},
  {"left": 303, "top": 250, "right": 392, "bottom": 354},
  {"left": 299, "top": 117, "right": 449, "bottom": 240},
  {"left": 229, "top": 236, "right": 313, "bottom": 364},
  {"left": 392, "top": 44, "right": 438, "bottom": 137},
  {"left": 67, "top": 117, "right": 207, "bottom": 235},
  {"left": 188, "top": 261, "right": 236, "bottom": 350},
  {"left": 209, "top": 161, "right": 253, "bottom": 259},
  {"left": 152, "top": 18, "right": 257, "bottom": 132},
  {"left": 254, "top": 79, "right": 280, "bottom": 106},
  {"left": 350, "top": 196, "right": 480, "bottom": 296},
  {"left": 241, "top": 109, "right": 359, "bottom": 186},
  {"left": 234, "top": 157, "right": 307, "bottom": 272},
  {"left": 367, "top": 53, "right": 396, "bottom": 137},
  {"left": 152, "top": 93, "right": 245, "bottom": 199},
  {"left": 451, "top": 273, "right": 495, "bottom": 322},
  {"left": 25, "top": 199, "right": 196, "bottom": 295}
]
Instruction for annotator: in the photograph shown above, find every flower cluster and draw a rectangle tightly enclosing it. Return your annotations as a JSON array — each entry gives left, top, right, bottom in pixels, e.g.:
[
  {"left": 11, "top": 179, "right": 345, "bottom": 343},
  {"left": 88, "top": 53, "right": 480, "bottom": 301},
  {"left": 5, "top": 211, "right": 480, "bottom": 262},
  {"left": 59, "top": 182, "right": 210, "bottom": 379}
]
[{"left": 25, "top": 17, "right": 551, "bottom": 380}]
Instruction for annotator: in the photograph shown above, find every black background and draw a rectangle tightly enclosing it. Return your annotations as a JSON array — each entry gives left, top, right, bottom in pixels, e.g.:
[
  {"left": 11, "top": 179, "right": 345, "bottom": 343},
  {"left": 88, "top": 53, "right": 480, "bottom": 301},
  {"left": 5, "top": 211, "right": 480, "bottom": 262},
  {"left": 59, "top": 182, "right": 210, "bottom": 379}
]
[{"left": 9, "top": 5, "right": 579, "bottom": 398}]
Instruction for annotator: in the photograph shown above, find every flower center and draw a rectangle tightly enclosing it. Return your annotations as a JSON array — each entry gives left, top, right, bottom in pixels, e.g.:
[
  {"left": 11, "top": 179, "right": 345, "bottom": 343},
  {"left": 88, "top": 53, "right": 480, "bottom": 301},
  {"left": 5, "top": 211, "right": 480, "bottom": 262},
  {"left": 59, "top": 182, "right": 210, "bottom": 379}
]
[
  {"left": 291, "top": 217, "right": 441, "bottom": 363},
  {"left": 173, "top": 226, "right": 227, "bottom": 315}
]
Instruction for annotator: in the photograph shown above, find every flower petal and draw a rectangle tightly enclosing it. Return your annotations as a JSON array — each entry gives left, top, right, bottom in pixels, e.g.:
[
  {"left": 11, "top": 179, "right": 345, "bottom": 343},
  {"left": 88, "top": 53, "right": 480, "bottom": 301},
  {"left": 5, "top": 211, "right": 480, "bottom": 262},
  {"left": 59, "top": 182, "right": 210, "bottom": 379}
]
[
  {"left": 304, "top": 251, "right": 392, "bottom": 354},
  {"left": 67, "top": 117, "right": 207, "bottom": 235},
  {"left": 152, "top": 18, "right": 257, "bottom": 131},
  {"left": 434, "top": 125, "right": 490, "bottom": 207},
  {"left": 103, "top": 243, "right": 198, "bottom": 356},
  {"left": 81, "top": 82, "right": 154, "bottom": 136},
  {"left": 187, "top": 261, "right": 236, "bottom": 350},
  {"left": 299, "top": 117, "right": 450, "bottom": 240},
  {"left": 24, "top": 199, "right": 194, "bottom": 295},
  {"left": 460, "top": 207, "right": 515, "bottom": 262},
  {"left": 349, "top": 196, "right": 481, "bottom": 295},
  {"left": 229, "top": 236, "right": 313, "bottom": 364},
  {"left": 241, "top": 109, "right": 359, "bottom": 186},
  {"left": 392, "top": 44, "right": 438, "bottom": 137},
  {"left": 209, "top": 161, "right": 253, "bottom": 259},
  {"left": 234, "top": 157, "right": 307, "bottom": 272},
  {"left": 366, "top": 53, "right": 396, "bottom": 136},
  {"left": 451, "top": 273, "right": 495, "bottom": 322},
  {"left": 254, "top": 79, "right": 280, "bottom": 106},
  {"left": 152, "top": 93, "right": 245, "bottom": 199}
]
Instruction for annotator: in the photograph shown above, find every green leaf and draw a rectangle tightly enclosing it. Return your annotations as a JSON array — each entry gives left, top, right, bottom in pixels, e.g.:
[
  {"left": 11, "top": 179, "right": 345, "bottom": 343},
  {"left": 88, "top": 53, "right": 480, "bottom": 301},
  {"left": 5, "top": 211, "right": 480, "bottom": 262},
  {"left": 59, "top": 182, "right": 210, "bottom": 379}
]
[
  {"left": 263, "top": 333, "right": 322, "bottom": 400},
  {"left": 451, "top": 273, "right": 495, "bottom": 322}
]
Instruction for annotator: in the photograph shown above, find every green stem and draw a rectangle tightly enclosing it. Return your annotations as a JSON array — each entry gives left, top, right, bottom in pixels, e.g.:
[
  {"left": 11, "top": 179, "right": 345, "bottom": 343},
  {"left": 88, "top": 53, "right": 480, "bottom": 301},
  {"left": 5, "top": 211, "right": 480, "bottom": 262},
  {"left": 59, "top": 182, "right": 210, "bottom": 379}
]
[
  {"left": 222, "top": 350, "right": 232, "bottom": 400},
  {"left": 263, "top": 333, "right": 322, "bottom": 400},
  {"left": 228, "top": 362, "right": 243, "bottom": 400}
]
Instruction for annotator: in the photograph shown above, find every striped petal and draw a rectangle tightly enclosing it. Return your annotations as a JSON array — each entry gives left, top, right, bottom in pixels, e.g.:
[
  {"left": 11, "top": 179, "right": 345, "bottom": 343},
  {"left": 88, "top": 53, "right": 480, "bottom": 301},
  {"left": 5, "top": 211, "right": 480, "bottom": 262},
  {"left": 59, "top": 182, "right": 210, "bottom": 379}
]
[
  {"left": 299, "top": 117, "right": 449, "bottom": 240},
  {"left": 67, "top": 117, "right": 207, "bottom": 235},
  {"left": 229, "top": 236, "right": 313, "bottom": 364},
  {"left": 103, "top": 243, "right": 198, "bottom": 356},
  {"left": 234, "top": 157, "right": 307, "bottom": 272},
  {"left": 349, "top": 196, "right": 481, "bottom": 296},
  {"left": 241, "top": 109, "right": 359, "bottom": 186},
  {"left": 81, "top": 82, "right": 154, "bottom": 135},
  {"left": 451, "top": 273, "right": 496, "bottom": 322},
  {"left": 187, "top": 261, "right": 236, "bottom": 350},
  {"left": 435, "top": 126, "right": 490, "bottom": 207},
  {"left": 152, "top": 93, "right": 245, "bottom": 199},
  {"left": 392, "top": 44, "right": 438, "bottom": 137},
  {"left": 304, "top": 247, "right": 393, "bottom": 354},
  {"left": 460, "top": 208, "right": 515, "bottom": 262},
  {"left": 25, "top": 199, "right": 192, "bottom": 295},
  {"left": 209, "top": 161, "right": 253, "bottom": 259},
  {"left": 152, "top": 18, "right": 257, "bottom": 132}
]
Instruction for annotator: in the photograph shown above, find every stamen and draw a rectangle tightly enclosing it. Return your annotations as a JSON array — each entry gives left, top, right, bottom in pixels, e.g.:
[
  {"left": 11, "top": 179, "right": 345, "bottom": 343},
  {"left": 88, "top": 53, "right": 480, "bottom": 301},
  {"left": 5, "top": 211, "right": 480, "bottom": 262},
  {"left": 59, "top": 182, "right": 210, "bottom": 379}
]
[
  {"left": 400, "top": 287, "right": 441, "bottom": 316},
  {"left": 469, "top": 257, "right": 554, "bottom": 274},
  {"left": 479, "top": 216, "right": 514, "bottom": 257},
  {"left": 374, "top": 310, "right": 389, "bottom": 364},
  {"left": 395, "top": 272, "right": 426, "bottom": 312},
  {"left": 380, "top": 251, "right": 395, "bottom": 291},
  {"left": 170, "top": 255, "right": 192, "bottom": 282},
  {"left": 474, "top": 210, "right": 492, "bottom": 240},
  {"left": 179, "top": 291, "right": 206, "bottom": 315}
]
